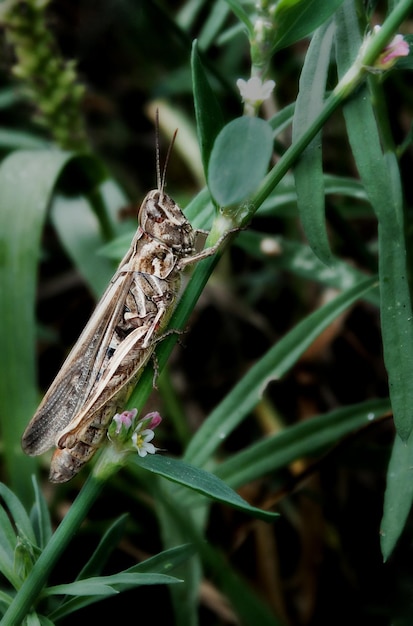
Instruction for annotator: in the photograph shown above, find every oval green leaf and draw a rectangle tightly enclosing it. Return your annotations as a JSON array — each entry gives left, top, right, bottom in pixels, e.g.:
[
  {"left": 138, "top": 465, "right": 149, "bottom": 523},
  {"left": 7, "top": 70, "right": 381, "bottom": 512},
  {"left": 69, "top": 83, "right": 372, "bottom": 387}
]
[{"left": 208, "top": 117, "right": 273, "bottom": 208}]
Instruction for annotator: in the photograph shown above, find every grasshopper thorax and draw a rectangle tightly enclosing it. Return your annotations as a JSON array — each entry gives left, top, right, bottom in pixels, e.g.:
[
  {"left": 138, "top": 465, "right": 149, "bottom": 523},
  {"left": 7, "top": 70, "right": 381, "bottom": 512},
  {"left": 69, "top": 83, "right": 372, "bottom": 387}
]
[{"left": 138, "top": 189, "right": 196, "bottom": 258}]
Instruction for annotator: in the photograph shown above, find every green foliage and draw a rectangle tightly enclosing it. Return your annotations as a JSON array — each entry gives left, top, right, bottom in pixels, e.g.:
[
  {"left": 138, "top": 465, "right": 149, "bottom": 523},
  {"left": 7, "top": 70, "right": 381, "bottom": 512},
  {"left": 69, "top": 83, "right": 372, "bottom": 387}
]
[
  {"left": 191, "top": 40, "right": 225, "bottom": 176},
  {"left": 135, "top": 455, "right": 278, "bottom": 522},
  {"left": 292, "top": 18, "right": 336, "bottom": 264},
  {"left": 207, "top": 116, "right": 274, "bottom": 207},
  {"left": 0, "top": 477, "right": 188, "bottom": 622},
  {"left": 271, "top": 0, "right": 346, "bottom": 52},
  {"left": 0, "top": 0, "right": 412, "bottom": 624}
]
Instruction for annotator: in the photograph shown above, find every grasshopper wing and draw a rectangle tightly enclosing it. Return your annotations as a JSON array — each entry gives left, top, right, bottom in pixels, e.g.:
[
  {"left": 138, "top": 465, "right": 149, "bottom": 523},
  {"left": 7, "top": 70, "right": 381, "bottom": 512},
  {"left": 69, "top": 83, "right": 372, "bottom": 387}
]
[{"left": 22, "top": 235, "right": 139, "bottom": 456}]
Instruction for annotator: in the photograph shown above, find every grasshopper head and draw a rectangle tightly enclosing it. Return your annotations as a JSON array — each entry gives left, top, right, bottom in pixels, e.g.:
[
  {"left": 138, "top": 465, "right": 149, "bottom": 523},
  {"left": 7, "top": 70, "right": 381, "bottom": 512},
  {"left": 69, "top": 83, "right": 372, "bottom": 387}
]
[{"left": 138, "top": 189, "right": 196, "bottom": 257}]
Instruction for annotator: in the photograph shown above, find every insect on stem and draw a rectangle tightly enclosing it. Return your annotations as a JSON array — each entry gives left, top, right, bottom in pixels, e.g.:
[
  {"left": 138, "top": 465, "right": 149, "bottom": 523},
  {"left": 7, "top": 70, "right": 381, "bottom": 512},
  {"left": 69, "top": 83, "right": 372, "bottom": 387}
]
[{"left": 22, "top": 110, "right": 237, "bottom": 483}]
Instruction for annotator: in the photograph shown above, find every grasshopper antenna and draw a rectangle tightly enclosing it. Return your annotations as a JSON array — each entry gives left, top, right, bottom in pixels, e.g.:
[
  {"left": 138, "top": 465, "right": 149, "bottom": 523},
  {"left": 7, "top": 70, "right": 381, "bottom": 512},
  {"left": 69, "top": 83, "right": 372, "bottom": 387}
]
[
  {"left": 155, "top": 109, "right": 162, "bottom": 193},
  {"left": 155, "top": 109, "right": 178, "bottom": 200}
]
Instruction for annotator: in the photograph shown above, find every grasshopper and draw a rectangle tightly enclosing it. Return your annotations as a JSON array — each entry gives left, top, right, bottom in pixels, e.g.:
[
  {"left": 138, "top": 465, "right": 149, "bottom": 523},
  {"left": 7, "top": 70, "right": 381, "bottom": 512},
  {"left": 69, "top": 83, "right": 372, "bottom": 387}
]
[{"left": 22, "top": 122, "right": 234, "bottom": 483}]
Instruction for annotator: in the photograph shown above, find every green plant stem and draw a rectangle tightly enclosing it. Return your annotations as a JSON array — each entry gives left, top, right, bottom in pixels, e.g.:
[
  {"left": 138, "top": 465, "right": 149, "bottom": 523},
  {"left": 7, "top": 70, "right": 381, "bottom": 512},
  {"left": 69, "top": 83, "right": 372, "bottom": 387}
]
[
  {"left": 125, "top": 0, "right": 412, "bottom": 425},
  {"left": 1, "top": 474, "right": 105, "bottom": 626}
]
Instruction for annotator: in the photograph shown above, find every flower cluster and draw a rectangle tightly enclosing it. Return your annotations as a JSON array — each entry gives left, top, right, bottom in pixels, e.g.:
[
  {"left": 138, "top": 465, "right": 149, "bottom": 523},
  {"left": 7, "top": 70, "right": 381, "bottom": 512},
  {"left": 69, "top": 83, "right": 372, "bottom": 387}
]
[{"left": 109, "top": 409, "right": 162, "bottom": 457}]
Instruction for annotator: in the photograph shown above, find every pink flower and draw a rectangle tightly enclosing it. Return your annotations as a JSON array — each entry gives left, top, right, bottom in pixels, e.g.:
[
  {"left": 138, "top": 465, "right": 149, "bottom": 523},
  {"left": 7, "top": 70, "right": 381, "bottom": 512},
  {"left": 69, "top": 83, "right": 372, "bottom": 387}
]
[
  {"left": 113, "top": 408, "right": 137, "bottom": 434},
  {"left": 379, "top": 34, "right": 409, "bottom": 67},
  {"left": 145, "top": 411, "right": 162, "bottom": 430},
  {"left": 373, "top": 26, "right": 409, "bottom": 70}
]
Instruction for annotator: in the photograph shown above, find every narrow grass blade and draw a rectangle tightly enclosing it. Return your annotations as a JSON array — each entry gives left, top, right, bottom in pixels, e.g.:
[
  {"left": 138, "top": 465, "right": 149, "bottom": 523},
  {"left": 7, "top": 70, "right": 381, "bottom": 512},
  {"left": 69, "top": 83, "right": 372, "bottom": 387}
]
[
  {"left": 191, "top": 40, "right": 225, "bottom": 177},
  {"left": 336, "top": 1, "right": 413, "bottom": 440},
  {"left": 135, "top": 455, "right": 277, "bottom": 522},
  {"left": 0, "top": 151, "right": 74, "bottom": 503},
  {"left": 381, "top": 433, "right": 413, "bottom": 560},
  {"left": 293, "top": 19, "right": 335, "bottom": 264}
]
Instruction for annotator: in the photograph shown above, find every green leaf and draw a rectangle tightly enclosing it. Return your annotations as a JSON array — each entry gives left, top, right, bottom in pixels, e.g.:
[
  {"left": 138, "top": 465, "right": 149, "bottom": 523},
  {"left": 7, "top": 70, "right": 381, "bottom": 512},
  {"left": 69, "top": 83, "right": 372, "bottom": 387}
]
[
  {"left": 50, "top": 178, "right": 129, "bottom": 298},
  {"left": 272, "top": 0, "right": 346, "bottom": 52},
  {"left": 222, "top": 0, "right": 253, "bottom": 35},
  {"left": 184, "top": 276, "right": 378, "bottom": 467},
  {"left": 30, "top": 476, "right": 52, "bottom": 550},
  {"left": 47, "top": 574, "right": 180, "bottom": 620},
  {"left": 50, "top": 545, "right": 193, "bottom": 621},
  {"left": 293, "top": 19, "right": 335, "bottom": 264},
  {"left": 215, "top": 398, "right": 391, "bottom": 488},
  {"left": 197, "top": 2, "right": 230, "bottom": 50},
  {"left": 0, "top": 87, "right": 23, "bottom": 110},
  {"left": 0, "top": 483, "right": 38, "bottom": 588},
  {"left": 25, "top": 612, "right": 44, "bottom": 626},
  {"left": 0, "top": 128, "right": 49, "bottom": 149},
  {"left": 58, "top": 544, "right": 194, "bottom": 618},
  {"left": 45, "top": 573, "right": 180, "bottom": 597},
  {"left": 50, "top": 194, "right": 116, "bottom": 298},
  {"left": 381, "top": 433, "right": 413, "bottom": 560},
  {"left": 0, "top": 150, "right": 75, "bottom": 503},
  {"left": 0, "top": 492, "right": 19, "bottom": 557},
  {"left": 0, "top": 483, "right": 36, "bottom": 546},
  {"left": 208, "top": 117, "right": 273, "bottom": 207},
  {"left": 0, "top": 588, "right": 12, "bottom": 609},
  {"left": 191, "top": 40, "right": 225, "bottom": 177},
  {"left": 0, "top": 535, "right": 17, "bottom": 589},
  {"left": 135, "top": 455, "right": 277, "bottom": 522}
]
